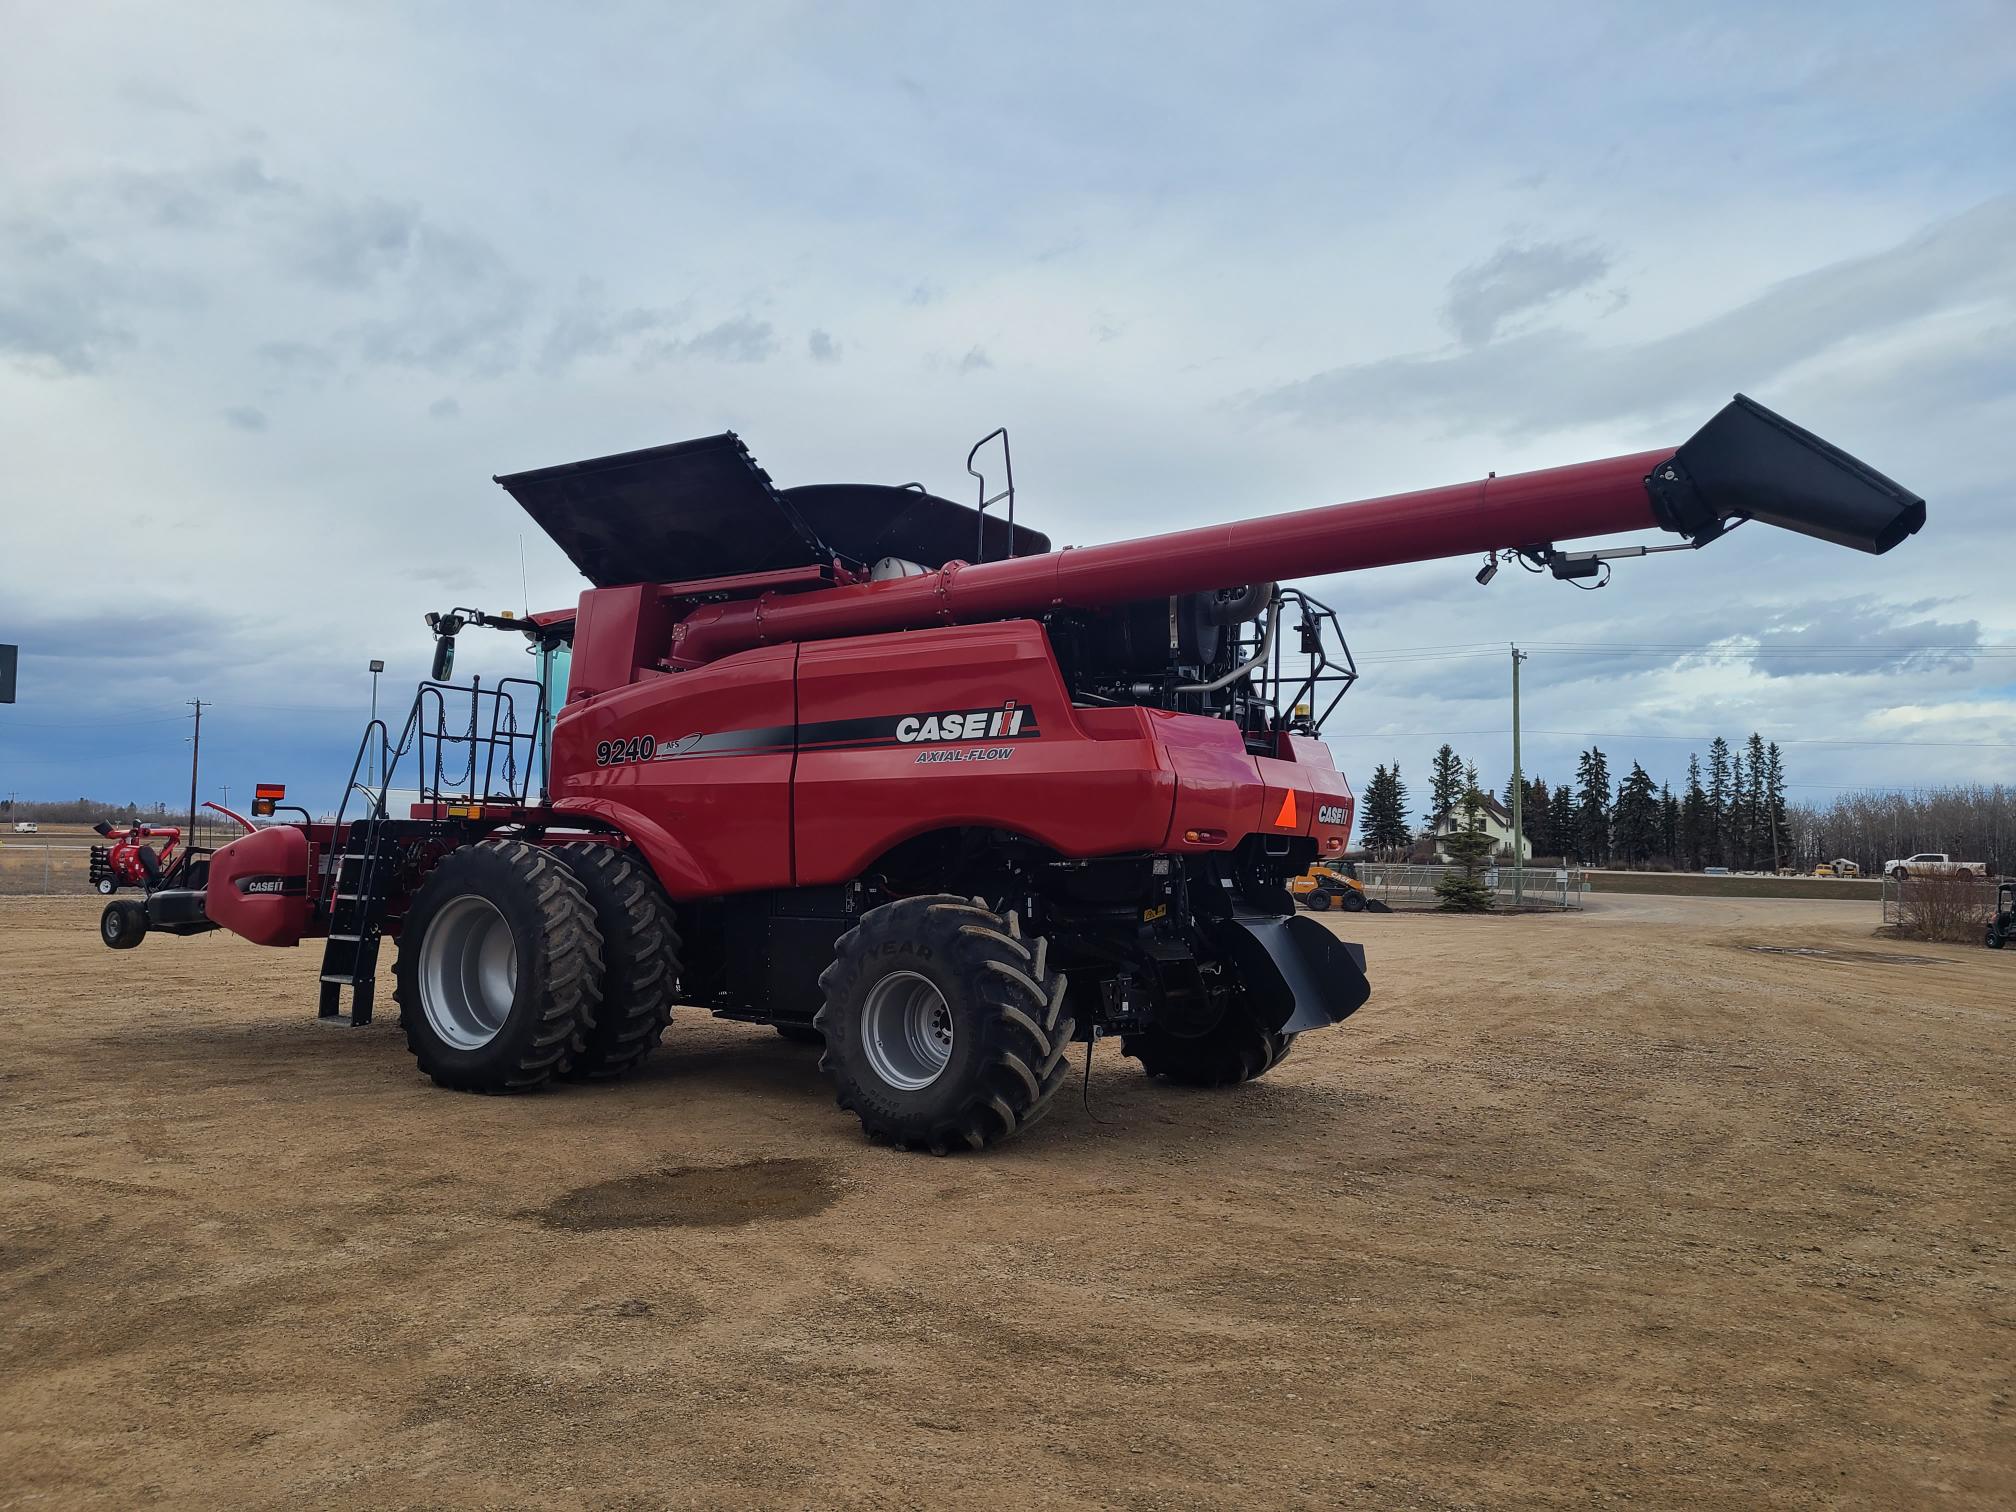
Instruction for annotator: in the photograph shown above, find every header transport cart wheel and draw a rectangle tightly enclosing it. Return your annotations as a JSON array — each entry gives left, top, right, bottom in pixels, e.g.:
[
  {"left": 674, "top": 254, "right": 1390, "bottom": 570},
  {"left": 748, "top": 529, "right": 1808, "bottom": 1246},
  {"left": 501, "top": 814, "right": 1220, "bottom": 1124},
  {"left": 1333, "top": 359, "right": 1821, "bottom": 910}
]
[
  {"left": 393, "top": 840, "right": 604, "bottom": 1093},
  {"left": 815, "top": 894, "right": 1073, "bottom": 1154},
  {"left": 100, "top": 899, "right": 147, "bottom": 950},
  {"left": 96, "top": 877, "right": 116, "bottom": 896}
]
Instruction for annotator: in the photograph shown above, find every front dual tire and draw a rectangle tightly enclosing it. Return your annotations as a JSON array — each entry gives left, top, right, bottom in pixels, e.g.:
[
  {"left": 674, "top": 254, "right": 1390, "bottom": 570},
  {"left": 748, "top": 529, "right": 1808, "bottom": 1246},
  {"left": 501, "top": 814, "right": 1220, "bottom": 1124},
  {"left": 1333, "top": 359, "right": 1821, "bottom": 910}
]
[{"left": 393, "top": 839, "right": 678, "bottom": 1093}]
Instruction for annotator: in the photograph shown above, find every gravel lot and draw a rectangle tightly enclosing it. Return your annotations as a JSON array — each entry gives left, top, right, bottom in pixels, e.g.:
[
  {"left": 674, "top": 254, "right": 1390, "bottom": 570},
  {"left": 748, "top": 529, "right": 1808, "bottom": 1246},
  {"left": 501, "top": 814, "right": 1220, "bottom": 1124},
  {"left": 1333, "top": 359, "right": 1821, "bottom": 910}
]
[{"left": 2, "top": 892, "right": 2009, "bottom": 1509}]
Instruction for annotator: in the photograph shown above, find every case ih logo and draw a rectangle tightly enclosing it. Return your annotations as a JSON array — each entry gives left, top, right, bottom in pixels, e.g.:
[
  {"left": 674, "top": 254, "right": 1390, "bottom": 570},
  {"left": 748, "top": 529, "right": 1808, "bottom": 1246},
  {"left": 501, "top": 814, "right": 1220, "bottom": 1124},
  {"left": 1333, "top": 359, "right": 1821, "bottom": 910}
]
[
  {"left": 895, "top": 702, "right": 1040, "bottom": 744},
  {"left": 1317, "top": 803, "right": 1348, "bottom": 826}
]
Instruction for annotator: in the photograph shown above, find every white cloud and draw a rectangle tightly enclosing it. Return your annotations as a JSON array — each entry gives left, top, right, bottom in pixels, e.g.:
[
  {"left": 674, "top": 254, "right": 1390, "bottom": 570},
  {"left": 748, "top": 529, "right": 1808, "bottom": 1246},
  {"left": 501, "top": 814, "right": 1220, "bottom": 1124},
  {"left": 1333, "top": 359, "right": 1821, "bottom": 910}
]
[{"left": 1444, "top": 240, "right": 1612, "bottom": 346}]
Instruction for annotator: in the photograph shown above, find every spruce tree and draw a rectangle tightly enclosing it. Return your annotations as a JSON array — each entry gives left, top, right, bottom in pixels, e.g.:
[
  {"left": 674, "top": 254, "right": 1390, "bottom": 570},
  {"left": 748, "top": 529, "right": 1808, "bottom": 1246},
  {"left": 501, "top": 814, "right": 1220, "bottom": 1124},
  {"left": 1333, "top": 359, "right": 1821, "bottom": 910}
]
[
  {"left": 1728, "top": 745, "right": 1749, "bottom": 868},
  {"left": 1612, "top": 761, "right": 1659, "bottom": 866},
  {"left": 1426, "top": 744, "right": 1465, "bottom": 829},
  {"left": 1764, "top": 739, "right": 1788, "bottom": 870},
  {"left": 1574, "top": 748, "right": 1612, "bottom": 866},
  {"left": 1551, "top": 783, "right": 1577, "bottom": 862},
  {"left": 1434, "top": 787, "right": 1496, "bottom": 911},
  {"left": 1660, "top": 783, "right": 1680, "bottom": 864},
  {"left": 1705, "top": 737, "right": 1732, "bottom": 867},
  {"left": 1680, "top": 753, "right": 1709, "bottom": 870},
  {"left": 1526, "top": 776, "right": 1551, "bottom": 855},
  {"left": 1745, "top": 733, "right": 1769, "bottom": 868},
  {"left": 1361, "top": 764, "right": 1413, "bottom": 856}
]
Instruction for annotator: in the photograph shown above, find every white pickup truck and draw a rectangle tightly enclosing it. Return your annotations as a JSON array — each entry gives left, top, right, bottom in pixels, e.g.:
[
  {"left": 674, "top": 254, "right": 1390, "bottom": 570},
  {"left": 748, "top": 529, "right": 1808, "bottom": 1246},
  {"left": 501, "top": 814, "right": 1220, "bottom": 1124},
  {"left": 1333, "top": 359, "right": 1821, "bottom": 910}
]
[{"left": 1882, "top": 852, "right": 1988, "bottom": 881}]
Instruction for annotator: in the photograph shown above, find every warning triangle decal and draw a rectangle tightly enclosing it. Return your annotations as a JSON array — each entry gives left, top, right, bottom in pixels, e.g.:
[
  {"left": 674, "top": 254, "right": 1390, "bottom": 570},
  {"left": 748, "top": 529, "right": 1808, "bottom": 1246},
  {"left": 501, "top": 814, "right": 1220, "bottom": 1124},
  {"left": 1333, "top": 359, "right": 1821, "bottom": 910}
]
[{"left": 1275, "top": 789, "right": 1298, "bottom": 828}]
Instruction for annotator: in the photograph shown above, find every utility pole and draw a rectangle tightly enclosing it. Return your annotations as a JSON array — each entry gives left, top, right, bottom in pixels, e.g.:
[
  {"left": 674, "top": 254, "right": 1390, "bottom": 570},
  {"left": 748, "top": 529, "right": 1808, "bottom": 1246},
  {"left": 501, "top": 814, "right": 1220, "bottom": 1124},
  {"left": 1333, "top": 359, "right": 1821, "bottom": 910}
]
[
  {"left": 1510, "top": 645, "right": 1527, "bottom": 907},
  {"left": 187, "top": 700, "right": 208, "bottom": 837}
]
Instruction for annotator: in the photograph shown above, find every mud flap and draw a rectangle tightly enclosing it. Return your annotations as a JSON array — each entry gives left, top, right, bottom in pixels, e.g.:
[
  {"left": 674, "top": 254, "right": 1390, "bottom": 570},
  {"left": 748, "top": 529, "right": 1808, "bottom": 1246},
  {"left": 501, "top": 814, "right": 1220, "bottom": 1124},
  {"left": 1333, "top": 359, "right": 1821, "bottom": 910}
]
[{"left": 1209, "top": 914, "right": 1371, "bottom": 1035}]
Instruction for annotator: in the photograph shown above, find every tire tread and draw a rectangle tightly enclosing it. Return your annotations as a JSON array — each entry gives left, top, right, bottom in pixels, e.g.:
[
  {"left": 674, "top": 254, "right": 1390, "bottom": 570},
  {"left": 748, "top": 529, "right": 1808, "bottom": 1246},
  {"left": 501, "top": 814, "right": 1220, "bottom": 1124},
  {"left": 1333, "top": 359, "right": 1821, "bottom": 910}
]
[{"left": 816, "top": 893, "right": 1071, "bottom": 1154}]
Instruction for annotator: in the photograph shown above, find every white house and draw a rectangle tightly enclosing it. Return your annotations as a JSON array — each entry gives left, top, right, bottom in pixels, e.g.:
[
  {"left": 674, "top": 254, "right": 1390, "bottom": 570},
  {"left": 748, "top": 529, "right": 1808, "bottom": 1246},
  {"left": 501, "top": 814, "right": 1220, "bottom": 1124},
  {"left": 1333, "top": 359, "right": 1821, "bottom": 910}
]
[{"left": 1428, "top": 794, "right": 1530, "bottom": 864}]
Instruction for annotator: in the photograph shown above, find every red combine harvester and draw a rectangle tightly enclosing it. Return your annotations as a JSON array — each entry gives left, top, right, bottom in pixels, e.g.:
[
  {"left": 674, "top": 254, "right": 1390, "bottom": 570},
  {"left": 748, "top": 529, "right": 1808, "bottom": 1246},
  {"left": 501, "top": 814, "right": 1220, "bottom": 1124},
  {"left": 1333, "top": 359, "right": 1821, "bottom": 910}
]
[{"left": 99, "top": 397, "right": 1924, "bottom": 1151}]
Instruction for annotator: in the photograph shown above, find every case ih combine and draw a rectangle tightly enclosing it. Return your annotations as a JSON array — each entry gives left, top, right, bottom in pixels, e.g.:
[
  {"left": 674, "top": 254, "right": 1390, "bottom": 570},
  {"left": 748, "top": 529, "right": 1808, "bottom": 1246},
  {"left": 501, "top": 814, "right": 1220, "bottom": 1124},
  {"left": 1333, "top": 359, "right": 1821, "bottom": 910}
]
[{"left": 98, "top": 397, "right": 1924, "bottom": 1151}]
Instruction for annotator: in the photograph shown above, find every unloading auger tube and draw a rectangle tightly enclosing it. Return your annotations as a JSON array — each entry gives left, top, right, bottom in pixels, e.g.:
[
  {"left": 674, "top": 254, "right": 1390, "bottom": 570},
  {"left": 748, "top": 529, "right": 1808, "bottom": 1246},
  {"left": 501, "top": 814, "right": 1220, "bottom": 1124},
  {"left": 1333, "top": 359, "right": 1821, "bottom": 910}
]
[{"left": 669, "top": 394, "right": 1924, "bottom": 665}]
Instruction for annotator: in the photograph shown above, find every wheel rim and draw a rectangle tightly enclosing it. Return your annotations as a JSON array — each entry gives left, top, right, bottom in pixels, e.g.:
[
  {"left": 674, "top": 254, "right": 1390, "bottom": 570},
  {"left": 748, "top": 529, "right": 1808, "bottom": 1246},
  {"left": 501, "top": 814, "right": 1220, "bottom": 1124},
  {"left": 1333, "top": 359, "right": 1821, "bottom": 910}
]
[
  {"left": 418, "top": 895, "right": 518, "bottom": 1050},
  {"left": 103, "top": 912, "right": 122, "bottom": 942},
  {"left": 860, "top": 970, "right": 954, "bottom": 1091},
  {"left": 98, "top": 879, "right": 114, "bottom": 894}
]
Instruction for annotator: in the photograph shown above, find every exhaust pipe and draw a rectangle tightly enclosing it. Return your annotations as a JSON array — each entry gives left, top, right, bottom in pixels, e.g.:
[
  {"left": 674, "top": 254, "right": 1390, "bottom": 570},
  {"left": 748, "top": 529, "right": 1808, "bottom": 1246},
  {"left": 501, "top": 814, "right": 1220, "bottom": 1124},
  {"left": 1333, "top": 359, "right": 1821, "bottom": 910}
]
[{"left": 1648, "top": 394, "right": 1926, "bottom": 555}]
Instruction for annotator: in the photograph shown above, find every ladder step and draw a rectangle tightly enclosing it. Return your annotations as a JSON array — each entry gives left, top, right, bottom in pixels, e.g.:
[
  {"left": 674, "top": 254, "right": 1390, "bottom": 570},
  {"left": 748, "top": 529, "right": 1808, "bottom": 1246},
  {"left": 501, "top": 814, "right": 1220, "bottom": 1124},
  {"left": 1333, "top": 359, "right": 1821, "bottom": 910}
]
[
  {"left": 329, "top": 933, "right": 363, "bottom": 942},
  {"left": 320, "top": 972, "right": 359, "bottom": 984}
]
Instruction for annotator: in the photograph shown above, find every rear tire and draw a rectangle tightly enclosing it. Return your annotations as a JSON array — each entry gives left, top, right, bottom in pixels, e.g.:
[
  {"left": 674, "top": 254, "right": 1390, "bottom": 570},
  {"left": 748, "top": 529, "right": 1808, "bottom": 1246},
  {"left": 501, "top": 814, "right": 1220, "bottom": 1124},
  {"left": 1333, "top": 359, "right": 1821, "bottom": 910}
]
[
  {"left": 100, "top": 899, "right": 147, "bottom": 949},
  {"left": 394, "top": 840, "right": 603, "bottom": 1093},
  {"left": 1124, "top": 998, "right": 1295, "bottom": 1088},
  {"left": 1989, "top": 927, "right": 2006, "bottom": 950},
  {"left": 816, "top": 894, "right": 1073, "bottom": 1153},
  {"left": 548, "top": 842, "right": 680, "bottom": 1080},
  {"left": 1302, "top": 889, "right": 1331, "bottom": 912}
]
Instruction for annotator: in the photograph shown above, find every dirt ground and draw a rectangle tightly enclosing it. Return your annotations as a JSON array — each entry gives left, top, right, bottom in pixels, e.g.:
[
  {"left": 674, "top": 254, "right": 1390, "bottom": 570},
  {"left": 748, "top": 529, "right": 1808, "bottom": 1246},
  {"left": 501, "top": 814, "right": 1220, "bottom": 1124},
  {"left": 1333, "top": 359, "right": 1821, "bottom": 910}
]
[{"left": 1, "top": 894, "right": 2009, "bottom": 1510}]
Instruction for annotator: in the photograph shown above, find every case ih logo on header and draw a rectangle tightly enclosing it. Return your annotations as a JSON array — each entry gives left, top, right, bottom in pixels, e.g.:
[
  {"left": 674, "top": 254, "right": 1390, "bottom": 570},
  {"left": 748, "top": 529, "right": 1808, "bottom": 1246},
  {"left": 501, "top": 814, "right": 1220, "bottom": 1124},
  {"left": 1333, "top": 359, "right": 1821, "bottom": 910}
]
[
  {"left": 895, "top": 702, "right": 1040, "bottom": 744},
  {"left": 1318, "top": 803, "right": 1348, "bottom": 826}
]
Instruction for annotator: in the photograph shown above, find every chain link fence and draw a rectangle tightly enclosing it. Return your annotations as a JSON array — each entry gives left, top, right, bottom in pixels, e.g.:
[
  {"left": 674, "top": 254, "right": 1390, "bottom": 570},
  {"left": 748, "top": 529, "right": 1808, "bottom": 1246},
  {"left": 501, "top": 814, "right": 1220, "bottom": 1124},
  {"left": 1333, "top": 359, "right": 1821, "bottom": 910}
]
[
  {"left": 1359, "top": 862, "right": 1586, "bottom": 910},
  {"left": 1, "top": 810, "right": 258, "bottom": 898},
  {"left": 1880, "top": 872, "right": 2003, "bottom": 929},
  {"left": 0, "top": 842, "right": 99, "bottom": 897}
]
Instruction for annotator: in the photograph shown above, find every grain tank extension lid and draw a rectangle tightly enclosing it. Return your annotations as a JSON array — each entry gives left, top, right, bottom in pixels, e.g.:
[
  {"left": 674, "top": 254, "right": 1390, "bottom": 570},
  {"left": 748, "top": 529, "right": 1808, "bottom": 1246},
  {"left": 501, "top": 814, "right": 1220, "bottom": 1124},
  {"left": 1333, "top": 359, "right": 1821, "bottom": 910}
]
[{"left": 495, "top": 432, "right": 1050, "bottom": 588}]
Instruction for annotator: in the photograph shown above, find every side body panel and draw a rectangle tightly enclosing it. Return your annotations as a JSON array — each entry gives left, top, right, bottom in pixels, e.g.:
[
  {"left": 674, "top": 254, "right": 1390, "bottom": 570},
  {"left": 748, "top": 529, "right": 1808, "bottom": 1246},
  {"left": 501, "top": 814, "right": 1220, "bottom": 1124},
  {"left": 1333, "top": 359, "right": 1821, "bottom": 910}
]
[
  {"left": 793, "top": 621, "right": 1173, "bottom": 885},
  {"left": 547, "top": 619, "right": 1353, "bottom": 898},
  {"left": 1278, "top": 731, "right": 1356, "bottom": 858},
  {"left": 550, "top": 642, "right": 797, "bottom": 896}
]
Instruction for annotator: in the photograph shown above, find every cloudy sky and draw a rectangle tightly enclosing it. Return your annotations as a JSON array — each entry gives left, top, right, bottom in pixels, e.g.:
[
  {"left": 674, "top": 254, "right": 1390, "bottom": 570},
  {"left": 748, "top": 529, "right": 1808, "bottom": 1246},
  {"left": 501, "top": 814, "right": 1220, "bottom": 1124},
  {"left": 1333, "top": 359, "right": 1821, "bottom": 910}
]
[{"left": 2, "top": 1, "right": 2012, "bottom": 818}]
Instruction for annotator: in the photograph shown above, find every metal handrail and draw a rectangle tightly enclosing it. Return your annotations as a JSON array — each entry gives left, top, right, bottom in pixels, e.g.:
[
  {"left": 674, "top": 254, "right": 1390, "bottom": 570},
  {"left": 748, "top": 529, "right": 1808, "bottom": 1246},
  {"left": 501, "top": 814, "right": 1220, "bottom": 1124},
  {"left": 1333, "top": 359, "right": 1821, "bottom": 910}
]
[
  {"left": 412, "top": 676, "right": 546, "bottom": 807},
  {"left": 966, "top": 427, "right": 1016, "bottom": 563}
]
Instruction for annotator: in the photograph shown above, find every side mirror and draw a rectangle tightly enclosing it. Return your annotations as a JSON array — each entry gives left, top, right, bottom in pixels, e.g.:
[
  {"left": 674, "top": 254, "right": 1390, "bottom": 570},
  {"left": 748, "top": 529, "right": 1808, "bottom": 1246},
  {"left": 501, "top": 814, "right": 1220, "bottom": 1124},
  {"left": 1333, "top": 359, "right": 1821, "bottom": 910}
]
[{"left": 431, "top": 637, "right": 455, "bottom": 681}]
